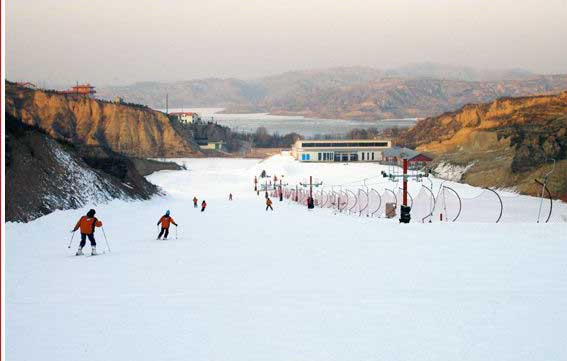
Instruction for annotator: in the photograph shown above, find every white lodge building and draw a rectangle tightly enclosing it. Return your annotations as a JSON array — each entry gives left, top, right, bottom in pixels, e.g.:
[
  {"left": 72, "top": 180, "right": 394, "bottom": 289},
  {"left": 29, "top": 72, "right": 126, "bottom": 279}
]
[{"left": 291, "top": 139, "right": 392, "bottom": 162}]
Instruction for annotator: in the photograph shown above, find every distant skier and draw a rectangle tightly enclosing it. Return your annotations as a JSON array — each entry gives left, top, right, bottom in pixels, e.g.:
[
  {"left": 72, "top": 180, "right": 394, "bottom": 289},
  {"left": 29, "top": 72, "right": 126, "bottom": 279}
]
[
  {"left": 229, "top": 193, "right": 233, "bottom": 201},
  {"left": 201, "top": 200, "right": 207, "bottom": 212},
  {"left": 157, "top": 210, "right": 178, "bottom": 240},
  {"left": 72, "top": 209, "right": 103, "bottom": 255},
  {"left": 266, "top": 197, "right": 274, "bottom": 211},
  {"left": 193, "top": 196, "right": 198, "bottom": 208}
]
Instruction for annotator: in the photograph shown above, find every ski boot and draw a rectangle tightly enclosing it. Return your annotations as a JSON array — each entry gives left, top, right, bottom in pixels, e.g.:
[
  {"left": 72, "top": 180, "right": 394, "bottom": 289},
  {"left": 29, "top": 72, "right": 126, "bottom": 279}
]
[
  {"left": 76, "top": 247, "right": 84, "bottom": 256},
  {"left": 91, "top": 247, "right": 97, "bottom": 256}
]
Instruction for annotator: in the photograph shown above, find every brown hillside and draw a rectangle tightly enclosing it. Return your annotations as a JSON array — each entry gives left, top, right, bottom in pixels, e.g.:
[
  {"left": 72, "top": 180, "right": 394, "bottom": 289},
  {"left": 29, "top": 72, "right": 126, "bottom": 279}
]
[
  {"left": 400, "top": 92, "right": 567, "bottom": 198},
  {"left": 5, "top": 82, "right": 200, "bottom": 157}
]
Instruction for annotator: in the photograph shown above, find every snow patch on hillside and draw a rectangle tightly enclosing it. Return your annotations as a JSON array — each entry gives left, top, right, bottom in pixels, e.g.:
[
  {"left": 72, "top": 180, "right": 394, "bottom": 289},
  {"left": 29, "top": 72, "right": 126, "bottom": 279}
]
[
  {"left": 434, "top": 161, "right": 474, "bottom": 182},
  {"left": 42, "top": 139, "right": 129, "bottom": 210}
]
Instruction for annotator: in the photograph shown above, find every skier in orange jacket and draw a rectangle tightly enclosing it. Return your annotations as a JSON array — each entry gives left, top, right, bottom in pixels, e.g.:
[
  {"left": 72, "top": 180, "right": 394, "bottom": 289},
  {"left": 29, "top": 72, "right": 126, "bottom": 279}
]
[
  {"left": 72, "top": 209, "right": 103, "bottom": 255},
  {"left": 157, "top": 210, "right": 178, "bottom": 240}
]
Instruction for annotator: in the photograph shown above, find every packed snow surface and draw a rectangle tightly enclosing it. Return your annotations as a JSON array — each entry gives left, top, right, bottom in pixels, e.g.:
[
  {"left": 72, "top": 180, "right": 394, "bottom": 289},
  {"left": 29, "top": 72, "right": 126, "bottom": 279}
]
[{"left": 6, "top": 155, "right": 567, "bottom": 361}]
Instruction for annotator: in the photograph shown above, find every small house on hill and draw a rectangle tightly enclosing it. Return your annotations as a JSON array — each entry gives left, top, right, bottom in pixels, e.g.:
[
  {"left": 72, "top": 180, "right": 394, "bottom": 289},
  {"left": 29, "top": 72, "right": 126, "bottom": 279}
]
[
  {"left": 200, "top": 141, "right": 224, "bottom": 151},
  {"left": 382, "top": 147, "right": 433, "bottom": 169},
  {"left": 58, "top": 84, "right": 96, "bottom": 98},
  {"left": 169, "top": 112, "right": 201, "bottom": 124}
]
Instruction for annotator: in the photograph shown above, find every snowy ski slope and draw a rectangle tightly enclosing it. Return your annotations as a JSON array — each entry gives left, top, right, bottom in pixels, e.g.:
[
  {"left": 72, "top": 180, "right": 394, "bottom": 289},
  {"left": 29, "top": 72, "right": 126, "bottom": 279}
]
[{"left": 6, "top": 156, "right": 567, "bottom": 361}]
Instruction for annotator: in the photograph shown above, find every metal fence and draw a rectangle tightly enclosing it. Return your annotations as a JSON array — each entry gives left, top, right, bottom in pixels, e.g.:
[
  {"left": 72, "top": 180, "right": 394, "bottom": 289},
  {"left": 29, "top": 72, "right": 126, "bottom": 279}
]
[{"left": 277, "top": 180, "right": 557, "bottom": 223}]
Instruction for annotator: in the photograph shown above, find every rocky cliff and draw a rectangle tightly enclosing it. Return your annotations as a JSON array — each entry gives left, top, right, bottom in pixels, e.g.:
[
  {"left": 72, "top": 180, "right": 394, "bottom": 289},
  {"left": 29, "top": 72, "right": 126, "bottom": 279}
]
[
  {"left": 400, "top": 92, "right": 567, "bottom": 198},
  {"left": 6, "top": 82, "right": 200, "bottom": 157}
]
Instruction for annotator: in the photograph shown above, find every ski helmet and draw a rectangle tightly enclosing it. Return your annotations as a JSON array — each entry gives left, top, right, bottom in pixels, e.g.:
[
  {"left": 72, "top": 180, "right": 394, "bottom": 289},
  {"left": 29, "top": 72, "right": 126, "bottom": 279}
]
[
  {"left": 87, "top": 209, "right": 96, "bottom": 217},
  {"left": 165, "top": 210, "right": 170, "bottom": 216}
]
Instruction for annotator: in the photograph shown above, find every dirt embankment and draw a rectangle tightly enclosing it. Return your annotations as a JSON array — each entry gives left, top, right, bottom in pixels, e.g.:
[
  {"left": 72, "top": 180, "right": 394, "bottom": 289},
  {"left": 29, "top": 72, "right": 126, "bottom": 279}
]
[
  {"left": 6, "top": 113, "right": 161, "bottom": 222},
  {"left": 5, "top": 82, "right": 201, "bottom": 158},
  {"left": 131, "top": 158, "right": 185, "bottom": 176},
  {"left": 399, "top": 92, "right": 567, "bottom": 198}
]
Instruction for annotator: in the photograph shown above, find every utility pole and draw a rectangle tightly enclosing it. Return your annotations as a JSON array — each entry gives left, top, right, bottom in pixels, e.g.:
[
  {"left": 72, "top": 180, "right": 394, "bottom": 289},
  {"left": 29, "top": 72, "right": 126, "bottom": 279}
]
[{"left": 166, "top": 93, "right": 169, "bottom": 114}]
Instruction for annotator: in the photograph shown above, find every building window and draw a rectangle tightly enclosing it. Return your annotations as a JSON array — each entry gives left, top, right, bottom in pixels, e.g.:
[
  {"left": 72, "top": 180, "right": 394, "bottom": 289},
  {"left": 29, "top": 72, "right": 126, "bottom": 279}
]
[
  {"left": 318, "top": 152, "right": 322, "bottom": 161},
  {"left": 372, "top": 152, "right": 375, "bottom": 160},
  {"left": 301, "top": 141, "right": 390, "bottom": 148},
  {"left": 362, "top": 152, "right": 365, "bottom": 160}
]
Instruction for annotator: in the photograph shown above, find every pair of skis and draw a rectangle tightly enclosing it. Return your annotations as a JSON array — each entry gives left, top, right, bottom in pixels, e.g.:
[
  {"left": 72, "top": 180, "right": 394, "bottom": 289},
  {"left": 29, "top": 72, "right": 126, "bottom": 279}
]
[{"left": 76, "top": 251, "right": 106, "bottom": 257}]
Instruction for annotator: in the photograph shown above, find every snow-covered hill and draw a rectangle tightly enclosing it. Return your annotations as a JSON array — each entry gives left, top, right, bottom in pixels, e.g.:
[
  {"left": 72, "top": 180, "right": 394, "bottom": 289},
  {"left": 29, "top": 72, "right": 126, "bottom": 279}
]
[{"left": 6, "top": 156, "right": 567, "bottom": 361}]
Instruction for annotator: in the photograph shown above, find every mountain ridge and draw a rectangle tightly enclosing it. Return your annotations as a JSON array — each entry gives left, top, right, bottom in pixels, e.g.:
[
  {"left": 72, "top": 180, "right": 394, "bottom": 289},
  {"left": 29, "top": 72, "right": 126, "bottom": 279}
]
[{"left": 95, "top": 64, "right": 567, "bottom": 120}]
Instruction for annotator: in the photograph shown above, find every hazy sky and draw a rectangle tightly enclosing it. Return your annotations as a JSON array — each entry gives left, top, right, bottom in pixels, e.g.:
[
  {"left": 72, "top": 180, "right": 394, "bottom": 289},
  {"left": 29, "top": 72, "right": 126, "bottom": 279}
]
[{"left": 7, "top": 0, "right": 567, "bottom": 86}]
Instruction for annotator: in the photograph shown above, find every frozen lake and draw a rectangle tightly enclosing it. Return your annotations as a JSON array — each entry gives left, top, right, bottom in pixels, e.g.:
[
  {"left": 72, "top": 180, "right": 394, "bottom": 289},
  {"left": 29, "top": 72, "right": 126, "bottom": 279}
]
[{"left": 164, "top": 108, "right": 417, "bottom": 137}]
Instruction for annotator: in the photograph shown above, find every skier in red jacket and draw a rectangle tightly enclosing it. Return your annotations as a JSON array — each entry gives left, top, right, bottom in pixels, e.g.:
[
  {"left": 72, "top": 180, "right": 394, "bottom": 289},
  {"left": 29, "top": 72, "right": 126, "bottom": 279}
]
[
  {"left": 157, "top": 210, "right": 178, "bottom": 240},
  {"left": 72, "top": 209, "right": 103, "bottom": 255}
]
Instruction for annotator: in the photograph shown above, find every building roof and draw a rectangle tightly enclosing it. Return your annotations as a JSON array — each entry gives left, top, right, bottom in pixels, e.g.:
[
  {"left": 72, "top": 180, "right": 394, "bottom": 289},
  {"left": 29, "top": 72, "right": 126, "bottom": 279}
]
[
  {"left": 294, "top": 139, "right": 391, "bottom": 149},
  {"left": 169, "top": 112, "right": 196, "bottom": 116},
  {"left": 296, "top": 139, "right": 390, "bottom": 144},
  {"left": 382, "top": 147, "right": 422, "bottom": 159}
]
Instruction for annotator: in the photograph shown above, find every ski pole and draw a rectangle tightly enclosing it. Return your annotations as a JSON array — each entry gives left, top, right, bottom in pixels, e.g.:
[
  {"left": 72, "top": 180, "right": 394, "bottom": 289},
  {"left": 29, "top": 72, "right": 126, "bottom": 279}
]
[
  {"left": 101, "top": 227, "right": 111, "bottom": 253},
  {"left": 67, "top": 231, "right": 76, "bottom": 249},
  {"left": 175, "top": 226, "right": 178, "bottom": 239}
]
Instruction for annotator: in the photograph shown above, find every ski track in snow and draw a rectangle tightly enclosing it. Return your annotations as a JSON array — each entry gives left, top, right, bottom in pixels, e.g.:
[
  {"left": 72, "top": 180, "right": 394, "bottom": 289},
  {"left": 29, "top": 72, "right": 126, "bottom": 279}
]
[{"left": 6, "top": 155, "right": 567, "bottom": 361}]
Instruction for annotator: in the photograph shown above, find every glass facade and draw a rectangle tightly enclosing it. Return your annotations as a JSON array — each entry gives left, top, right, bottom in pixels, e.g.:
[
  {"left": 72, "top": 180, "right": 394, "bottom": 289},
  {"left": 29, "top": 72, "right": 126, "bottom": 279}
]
[
  {"left": 301, "top": 141, "right": 389, "bottom": 148},
  {"left": 314, "top": 152, "right": 336, "bottom": 161}
]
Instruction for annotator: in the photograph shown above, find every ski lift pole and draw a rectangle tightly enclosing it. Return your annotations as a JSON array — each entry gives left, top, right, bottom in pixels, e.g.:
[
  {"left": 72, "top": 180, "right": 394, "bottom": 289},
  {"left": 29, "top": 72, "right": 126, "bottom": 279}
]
[
  {"left": 402, "top": 159, "right": 408, "bottom": 207},
  {"left": 101, "top": 226, "right": 112, "bottom": 253}
]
